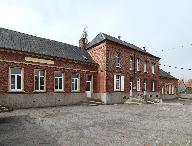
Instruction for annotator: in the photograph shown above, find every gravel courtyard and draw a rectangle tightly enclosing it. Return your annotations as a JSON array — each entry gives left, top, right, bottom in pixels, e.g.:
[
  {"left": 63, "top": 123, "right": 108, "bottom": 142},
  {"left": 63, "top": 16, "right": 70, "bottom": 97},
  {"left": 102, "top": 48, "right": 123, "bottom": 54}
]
[{"left": 0, "top": 99, "right": 192, "bottom": 146}]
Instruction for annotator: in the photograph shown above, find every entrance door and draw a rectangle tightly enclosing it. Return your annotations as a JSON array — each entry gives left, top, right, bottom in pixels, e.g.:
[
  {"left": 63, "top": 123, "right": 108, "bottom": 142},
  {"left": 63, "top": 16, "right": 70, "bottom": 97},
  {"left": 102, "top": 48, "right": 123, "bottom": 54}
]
[
  {"left": 130, "top": 81, "right": 133, "bottom": 96},
  {"left": 86, "top": 75, "right": 92, "bottom": 98}
]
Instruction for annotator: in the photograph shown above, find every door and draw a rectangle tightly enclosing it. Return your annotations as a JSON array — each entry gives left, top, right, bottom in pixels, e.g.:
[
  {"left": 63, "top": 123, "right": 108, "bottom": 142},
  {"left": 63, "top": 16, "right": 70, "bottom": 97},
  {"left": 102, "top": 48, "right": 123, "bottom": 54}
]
[
  {"left": 86, "top": 75, "right": 92, "bottom": 98},
  {"left": 130, "top": 81, "right": 133, "bottom": 96}
]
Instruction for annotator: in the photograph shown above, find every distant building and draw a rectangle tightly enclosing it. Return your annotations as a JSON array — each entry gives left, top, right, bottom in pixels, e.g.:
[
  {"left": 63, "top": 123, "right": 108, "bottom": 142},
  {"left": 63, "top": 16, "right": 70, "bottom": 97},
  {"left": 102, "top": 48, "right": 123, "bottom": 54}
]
[
  {"left": 178, "top": 80, "right": 186, "bottom": 93},
  {"left": 159, "top": 69, "right": 178, "bottom": 99}
]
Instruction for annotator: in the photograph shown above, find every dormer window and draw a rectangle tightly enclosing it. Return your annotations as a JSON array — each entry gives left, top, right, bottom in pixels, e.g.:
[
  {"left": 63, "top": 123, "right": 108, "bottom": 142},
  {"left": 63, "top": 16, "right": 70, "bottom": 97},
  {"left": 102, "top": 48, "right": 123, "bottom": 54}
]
[{"left": 115, "top": 52, "right": 120, "bottom": 67}]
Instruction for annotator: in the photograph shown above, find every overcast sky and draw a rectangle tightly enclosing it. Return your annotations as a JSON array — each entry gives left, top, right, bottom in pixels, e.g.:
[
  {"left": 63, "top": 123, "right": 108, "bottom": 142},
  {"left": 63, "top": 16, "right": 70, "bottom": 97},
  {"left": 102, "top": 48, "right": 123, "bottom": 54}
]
[{"left": 0, "top": 0, "right": 192, "bottom": 81}]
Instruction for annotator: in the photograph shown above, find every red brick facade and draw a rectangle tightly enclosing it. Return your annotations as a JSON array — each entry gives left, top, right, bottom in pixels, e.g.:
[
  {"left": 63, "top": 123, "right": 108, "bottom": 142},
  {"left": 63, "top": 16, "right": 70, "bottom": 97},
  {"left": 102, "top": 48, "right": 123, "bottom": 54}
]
[
  {"left": 0, "top": 49, "right": 98, "bottom": 94},
  {"left": 88, "top": 40, "right": 160, "bottom": 96}
]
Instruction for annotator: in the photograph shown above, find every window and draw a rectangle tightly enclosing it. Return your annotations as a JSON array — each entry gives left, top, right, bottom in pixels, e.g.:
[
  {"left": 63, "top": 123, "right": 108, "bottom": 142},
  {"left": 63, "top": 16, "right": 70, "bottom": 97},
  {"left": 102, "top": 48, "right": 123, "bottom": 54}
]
[
  {"left": 55, "top": 71, "right": 63, "bottom": 91},
  {"left": 115, "top": 52, "right": 120, "bottom": 67},
  {"left": 71, "top": 73, "right": 79, "bottom": 91},
  {"left": 137, "top": 79, "right": 140, "bottom": 91},
  {"left": 136, "top": 58, "right": 140, "bottom": 71},
  {"left": 144, "top": 61, "right": 147, "bottom": 72},
  {"left": 114, "top": 75, "right": 124, "bottom": 91},
  {"left": 172, "top": 85, "right": 175, "bottom": 94},
  {"left": 152, "top": 63, "right": 155, "bottom": 74},
  {"left": 168, "top": 85, "right": 172, "bottom": 94},
  {"left": 151, "top": 80, "right": 155, "bottom": 92},
  {"left": 35, "top": 70, "right": 45, "bottom": 91},
  {"left": 10, "top": 68, "right": 23, "bottom": 91},
  {"left": 143, "top": 79, "right": 147, "bottom": 91},
  {"left": 129, "top": 56, "right": 133, "bottom": 70}
]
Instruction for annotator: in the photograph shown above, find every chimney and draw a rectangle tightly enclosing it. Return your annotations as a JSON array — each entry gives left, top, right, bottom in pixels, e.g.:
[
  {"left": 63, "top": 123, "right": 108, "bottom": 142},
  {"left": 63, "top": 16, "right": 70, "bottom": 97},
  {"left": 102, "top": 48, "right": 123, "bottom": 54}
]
[
  {"left": 118, "top": 36, "right": 121, "bottom": 40},
  {"left": 79, "top": 26, "right": 88, "bottom": 48},
  {"left": 168, "top": 72, "right": 170, "bottom": 74},
  {"left": 143, "top": 47, "right": 146, "bottom": 51},
  {"left": 79, "top": 37, "right": 86, "bottom": 48}
]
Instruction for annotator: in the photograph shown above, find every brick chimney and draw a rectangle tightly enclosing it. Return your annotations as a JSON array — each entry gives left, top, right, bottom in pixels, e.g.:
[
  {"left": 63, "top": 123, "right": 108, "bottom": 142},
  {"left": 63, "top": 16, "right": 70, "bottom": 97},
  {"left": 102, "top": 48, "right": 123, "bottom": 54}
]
[
  {"left": 79, "top": 27, "right": 88, "bottom": 48},
  {"left": 79, "top": 37, "right": 86, "bottom": 48}
]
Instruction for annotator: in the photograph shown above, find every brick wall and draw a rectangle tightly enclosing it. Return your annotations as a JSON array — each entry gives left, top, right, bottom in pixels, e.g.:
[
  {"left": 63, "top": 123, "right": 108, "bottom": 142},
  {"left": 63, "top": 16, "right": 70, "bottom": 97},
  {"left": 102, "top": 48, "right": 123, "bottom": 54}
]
[
  {"left": 88, "top": 40, "right": 160, "bottom": 95},
  {"left": 0, "top": 49, "right": 98, "bottom": 94}
]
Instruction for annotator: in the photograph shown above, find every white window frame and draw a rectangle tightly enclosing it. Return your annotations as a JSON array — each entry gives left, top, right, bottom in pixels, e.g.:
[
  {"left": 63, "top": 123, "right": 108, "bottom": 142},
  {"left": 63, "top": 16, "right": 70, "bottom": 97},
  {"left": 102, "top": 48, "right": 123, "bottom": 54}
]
[
  {"left": 34, "top": 70, "right": 45, "bottom": 92},
  {"left": 9, "top": 67, "right": 24, "bottom": 92},
  {"left": 152, "top": 63, "right": 155, "bottom": 74},
  {"left": 54, "top": 71, "right": 64, "bottom": 92},
  {"left": 129, "top": 57, "right": 133, "bottom": 70},
  {"left": 152, "top": 80, "right": 155, "bottom": 92},
  {"left": 137, "top": 78, "right": 140, "bottom": 91},
  {"left": 136, "top": 58, "right": 140, "bottom": 71},
  {"left": 71, "top": 73, "right": 80, "bottom": 92},
  {"left": 172, "top": 85, "right": 175, "bottom": 94},
  {"left": 144, "top": 61, "right": 147, "bottom": 72},
  {"left": 115, "top": 52, "right": 121, "bottom": 67},
  {"left": 144, "top": 79, "right": 147, "bottom": 91},
  {"left": 168, "top": 84, "right": 172, "bottom": 94},
  {"left": 114, "top": 75, "right": 121, "bottom": 91}
]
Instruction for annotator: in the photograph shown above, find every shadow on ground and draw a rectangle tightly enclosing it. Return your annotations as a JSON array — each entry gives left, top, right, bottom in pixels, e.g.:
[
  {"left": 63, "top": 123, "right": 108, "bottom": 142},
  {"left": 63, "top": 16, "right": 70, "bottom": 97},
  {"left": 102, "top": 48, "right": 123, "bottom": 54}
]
[{"left": 0, "top": 115, "right": 58, "bottom": 146}]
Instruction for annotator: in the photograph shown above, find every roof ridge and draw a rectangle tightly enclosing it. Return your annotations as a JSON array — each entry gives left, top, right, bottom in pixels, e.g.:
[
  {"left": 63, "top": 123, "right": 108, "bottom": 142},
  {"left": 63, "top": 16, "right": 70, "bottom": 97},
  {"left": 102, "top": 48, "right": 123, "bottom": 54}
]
[{"left": 0, "top": 27, "right": 80, "bottom": 49}]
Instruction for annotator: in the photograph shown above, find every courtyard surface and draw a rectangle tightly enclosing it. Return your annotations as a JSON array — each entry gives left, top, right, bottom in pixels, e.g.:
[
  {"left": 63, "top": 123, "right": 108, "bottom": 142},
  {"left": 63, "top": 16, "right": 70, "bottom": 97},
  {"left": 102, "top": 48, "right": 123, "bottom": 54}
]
[{"left": 0, "top": 99, "right": 192, "bottom": 146}]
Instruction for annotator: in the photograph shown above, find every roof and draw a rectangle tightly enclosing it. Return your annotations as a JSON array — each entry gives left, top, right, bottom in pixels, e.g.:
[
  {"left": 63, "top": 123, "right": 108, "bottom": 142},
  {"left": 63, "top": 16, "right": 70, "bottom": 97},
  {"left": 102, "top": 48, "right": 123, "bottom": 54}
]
[
  {"left": 159, "top": 69, "right": 178, "bottom": 80},
  {"left": 0, "top": 27, "right": 95, "bottom": 64},
  {"left": 86, "top": 32, "right": 160, "bottom": 59}
]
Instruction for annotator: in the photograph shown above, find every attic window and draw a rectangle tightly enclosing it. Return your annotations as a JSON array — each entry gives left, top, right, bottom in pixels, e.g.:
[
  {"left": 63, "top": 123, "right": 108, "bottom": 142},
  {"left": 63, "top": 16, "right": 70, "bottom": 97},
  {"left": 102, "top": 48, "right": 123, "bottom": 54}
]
[{"left": 82, "top": 55, "right": 88, "bottom": 61}]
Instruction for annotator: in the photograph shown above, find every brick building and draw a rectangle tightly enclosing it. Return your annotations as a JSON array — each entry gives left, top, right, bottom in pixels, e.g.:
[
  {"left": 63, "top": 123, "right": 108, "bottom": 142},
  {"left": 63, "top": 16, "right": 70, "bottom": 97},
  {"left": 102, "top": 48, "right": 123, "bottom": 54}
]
[
  {"left": 0, "top": 27, "right": 178, "bottom": 108},
  {"left": 159, "top": 69, "right": 178, "bottom": 99}
]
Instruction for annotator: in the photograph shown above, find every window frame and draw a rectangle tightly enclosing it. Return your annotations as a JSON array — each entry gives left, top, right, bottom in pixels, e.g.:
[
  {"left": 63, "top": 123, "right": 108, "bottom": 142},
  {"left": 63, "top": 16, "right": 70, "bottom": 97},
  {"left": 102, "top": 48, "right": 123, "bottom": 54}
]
[
  {"left": 34, "top": 69, "right": 46, "bottom": 92},
  {"left": 137, "top": 78, "right": 140, "bottom": 92},
  {"left": 152, "top": 63, "right": 155, "bottom": 74},
  {"left": 152, "top": 80, "right": 155, "bottom": 92},
  {"left": 143, "top": 79, "right": 147, "bottom": 91},
  {"left": 71, "top": 73, "right": 80, "bottom": 92},
  {"left": 54, "top": 71, "right": 64, "bottom": 92},
  {"left": 136, "top": 58, "right": 140, "bottom": 71},
  {"left": 115, "top": 52, "right": 121, "bottom": 67},
  {"left": 129, "top": 56, "right": 133, "bottom": 71},
  {"left": 9, "top": 67, "right": 24, "bottom": 92},
  {"left": 144, "top": 61, "right": 147, "bottom": 72},
  {"left": 114, "top": 75, "right": 121, "bottom": 91}
]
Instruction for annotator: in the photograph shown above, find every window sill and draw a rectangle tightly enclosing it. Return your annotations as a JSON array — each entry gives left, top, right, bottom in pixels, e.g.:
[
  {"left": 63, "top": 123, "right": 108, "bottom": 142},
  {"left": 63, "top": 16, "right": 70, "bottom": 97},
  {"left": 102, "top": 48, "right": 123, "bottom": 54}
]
[
  {"left": 116, "top": 66, "right": 121, "bottom": 68},
  {"left": 33, "top": 90, "right": 46, "bottom": 93},
  {"left": 54, "top": 90, "right": 65, "bottom": 93},
  {"left": 8, "top": 90, "right": 25, "bottom": 93}
]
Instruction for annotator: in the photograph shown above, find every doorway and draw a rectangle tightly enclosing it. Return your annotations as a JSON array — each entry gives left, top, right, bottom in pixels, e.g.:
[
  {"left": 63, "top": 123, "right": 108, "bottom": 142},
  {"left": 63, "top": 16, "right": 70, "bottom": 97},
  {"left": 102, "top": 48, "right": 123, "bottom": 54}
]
[{"left": 86, "top": 75, "right": 92, "bottom": 98}]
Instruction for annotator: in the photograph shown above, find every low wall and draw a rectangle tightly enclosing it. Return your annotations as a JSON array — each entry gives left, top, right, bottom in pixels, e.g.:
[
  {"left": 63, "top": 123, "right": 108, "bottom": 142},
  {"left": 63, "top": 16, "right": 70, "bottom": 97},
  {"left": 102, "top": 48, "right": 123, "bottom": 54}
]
[
  {"left": 161, "top": 94, "right": 177, "bottom": 100},
  {"left": 93, "top": 91, "right": 160, "bottom": 104},
  {"left": 0, "top": 93, "right": 86, "bottom": 109}
]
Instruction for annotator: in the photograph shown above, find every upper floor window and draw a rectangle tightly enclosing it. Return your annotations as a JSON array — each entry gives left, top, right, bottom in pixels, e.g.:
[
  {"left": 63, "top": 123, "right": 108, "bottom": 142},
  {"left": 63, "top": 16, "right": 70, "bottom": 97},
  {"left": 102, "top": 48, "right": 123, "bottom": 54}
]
[
  {"left": 129, "top": 56, "right": 133, "bottom": 70},
  {"left": 144, "top": 61, "right": 147, "bottom": 72},
  {"left": 152, "top": 63, "right": 155, "bottom": 74},
  {"left": 71, "top": 73, "right": 79, "bottom": 92},
  {"left": 55, "top": 71, "right": 64, "bottom": 91},
  {"left": 136, "top": 58, "right": 140, "bottom": 71},
  {"left": 35, "top": 70, "right": 45, "bottom": 91},
  {"left": 115, "top": 52, "right": 120, "bottom": 67},
  {"left": 10, "top": 68, "right": 23, "bottom": 91},
  {"left": 137, "top": 78, "right": 140, "bottom": 91}
]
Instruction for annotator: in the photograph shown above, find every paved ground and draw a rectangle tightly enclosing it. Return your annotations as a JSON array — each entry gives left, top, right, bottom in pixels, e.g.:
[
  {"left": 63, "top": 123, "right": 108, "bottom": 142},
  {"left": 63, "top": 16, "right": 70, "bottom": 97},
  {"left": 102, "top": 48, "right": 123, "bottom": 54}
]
[{"left": 0, "top": 99, "right": 192, "bottom": 146}]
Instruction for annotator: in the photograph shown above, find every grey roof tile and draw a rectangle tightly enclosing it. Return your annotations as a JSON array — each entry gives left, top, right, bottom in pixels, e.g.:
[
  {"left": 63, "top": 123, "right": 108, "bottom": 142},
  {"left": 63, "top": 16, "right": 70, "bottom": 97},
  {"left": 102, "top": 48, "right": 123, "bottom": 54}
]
[
  {"left": 86, "top": 32, "right": 160, "bottom": 59},
  {"left": 0, "top": 27, "right": 95, "bottom": 63},
  {"left": 159, "top": 69, "right": 178, "bottom": 80}
]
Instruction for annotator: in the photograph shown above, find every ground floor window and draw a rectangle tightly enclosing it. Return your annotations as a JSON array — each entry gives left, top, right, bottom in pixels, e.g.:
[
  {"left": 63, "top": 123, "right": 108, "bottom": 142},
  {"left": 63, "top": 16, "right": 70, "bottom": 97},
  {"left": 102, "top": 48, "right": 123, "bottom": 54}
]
[
  {"left": 137, "top": 79, "right": 140, "bottom": 91},
  {"left": 10, "top": 68, "right": 23, "bottom": 91},
  {"left": 35, "top": 70, "right": 45, "bottom": 91},
  {"left": 71, "top": 73, "right": 79, "bottom": 91},
  {"left": 143, "top": 79, "right": 147, "bottom": 91},
  {"left": 55, "top": 71, "right": 64, "bottom": 91},
  {"left": 114, "top": 75, "right": 124, "bottom": 91},
  {"left": 151, "top": 80, "right": 155, "bottom": 92}
]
